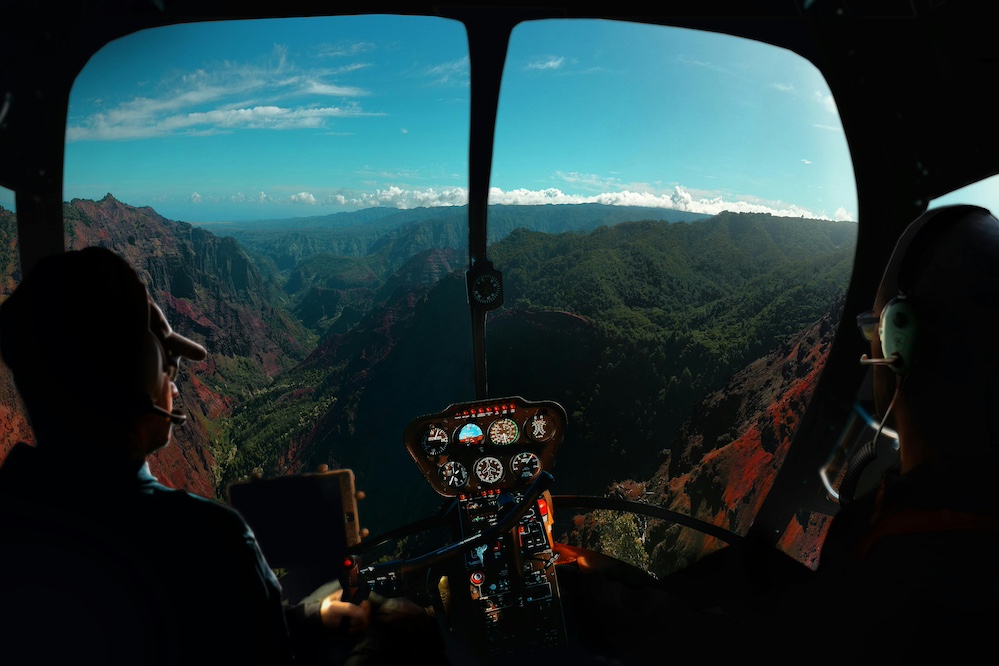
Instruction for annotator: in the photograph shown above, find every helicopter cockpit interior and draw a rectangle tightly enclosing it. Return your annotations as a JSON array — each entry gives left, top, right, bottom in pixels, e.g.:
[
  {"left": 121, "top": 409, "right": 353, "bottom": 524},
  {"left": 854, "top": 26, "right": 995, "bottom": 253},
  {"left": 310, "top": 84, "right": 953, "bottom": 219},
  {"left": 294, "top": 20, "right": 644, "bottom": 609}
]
[{"left": 2, "top": 1, "right": 999, "bottom": 663}]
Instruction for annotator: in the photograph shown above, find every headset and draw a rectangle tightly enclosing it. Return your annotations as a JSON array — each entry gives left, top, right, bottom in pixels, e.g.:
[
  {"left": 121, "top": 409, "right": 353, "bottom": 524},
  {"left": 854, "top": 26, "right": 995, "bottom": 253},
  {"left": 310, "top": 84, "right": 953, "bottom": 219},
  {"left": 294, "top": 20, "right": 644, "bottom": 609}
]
[
  {"left": 829, "top": 205, "right": 996, "bottom": 501},
  {"left": 136, "top": 307, "right": 188, "bottom": 425},
  {"left": 863, "top": 204, "right": 991, "bottom": 376}
]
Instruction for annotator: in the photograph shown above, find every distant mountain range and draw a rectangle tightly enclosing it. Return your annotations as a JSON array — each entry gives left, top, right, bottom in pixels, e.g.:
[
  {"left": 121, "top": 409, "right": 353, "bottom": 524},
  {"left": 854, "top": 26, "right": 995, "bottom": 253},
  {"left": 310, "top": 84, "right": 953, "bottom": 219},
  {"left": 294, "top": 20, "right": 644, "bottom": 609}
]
[
  {"left": 202, "top": 203, "right": 711, "bottom": 273},
  {"left": 0, "top": 196, "right": 852, "bottom": 572}
]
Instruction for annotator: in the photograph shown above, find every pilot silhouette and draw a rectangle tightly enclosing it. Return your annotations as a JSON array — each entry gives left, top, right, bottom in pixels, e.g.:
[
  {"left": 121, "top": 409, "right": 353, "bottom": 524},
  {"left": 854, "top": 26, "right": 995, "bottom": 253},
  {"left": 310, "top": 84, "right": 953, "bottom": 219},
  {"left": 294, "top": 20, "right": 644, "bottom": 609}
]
[{"left": 0, "top": 246, "right": 369, "bottom": 665}]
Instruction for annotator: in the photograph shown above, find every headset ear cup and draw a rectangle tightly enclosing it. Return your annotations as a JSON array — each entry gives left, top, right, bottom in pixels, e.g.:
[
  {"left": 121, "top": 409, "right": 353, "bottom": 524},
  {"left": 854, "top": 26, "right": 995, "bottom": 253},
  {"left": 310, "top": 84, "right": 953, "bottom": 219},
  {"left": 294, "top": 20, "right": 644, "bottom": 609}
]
[
  {"left": 138, "top": 330, "right": 165, "bottom": 402},
  {"left": 879, "top": 298, "right": 918, "bottom": 374}
]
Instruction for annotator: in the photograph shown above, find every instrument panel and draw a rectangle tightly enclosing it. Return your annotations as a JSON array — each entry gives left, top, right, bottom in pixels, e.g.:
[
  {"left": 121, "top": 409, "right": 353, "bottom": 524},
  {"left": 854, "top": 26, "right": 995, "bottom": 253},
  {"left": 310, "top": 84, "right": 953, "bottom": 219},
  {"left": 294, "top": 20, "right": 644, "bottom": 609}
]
[{"left": 403, "top": 396, "right": 566, "bottom": 497}]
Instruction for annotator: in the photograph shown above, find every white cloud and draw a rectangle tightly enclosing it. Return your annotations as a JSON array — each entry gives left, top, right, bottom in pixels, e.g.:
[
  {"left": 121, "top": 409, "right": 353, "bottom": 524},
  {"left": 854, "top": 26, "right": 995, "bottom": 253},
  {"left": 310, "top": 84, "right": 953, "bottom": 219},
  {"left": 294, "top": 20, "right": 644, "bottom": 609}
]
[
  {"left": 801, "top": 159, "right": 812, "bottom": 165},
  {"left": 478, "top": 184, "right": 844, "bottom": 220},
  {"left": 288, "top": 192, "right": 317, "bottom": 204},
  {"left": 318, "top": 41, "right": 376, "bottom": 58},
  {"left": 425, "top": 56, "right": 470, "bottom": 86},
  {"left": 834, "top": 207, "right": 854, "bottom": 221},
  {"left": 676, "top": 54, "right": 728, "bottom": 74},
  {"left": 69, "top": 103, "right": 382, "bottom": 140},
  {"left": 526, "top": 56, "right": 565, "bottom": 71},
  {"left": 67, "top": 48, "right": 378, "bottom": 142},
  {"left": 813, "top": 90, "right": 838, "bottom": 115},
  {"left": 330, "top": 63, "right": 371, "bottom": 75},
  {"left": 303, "top": 81, "right": 368, "bottom": 97}
]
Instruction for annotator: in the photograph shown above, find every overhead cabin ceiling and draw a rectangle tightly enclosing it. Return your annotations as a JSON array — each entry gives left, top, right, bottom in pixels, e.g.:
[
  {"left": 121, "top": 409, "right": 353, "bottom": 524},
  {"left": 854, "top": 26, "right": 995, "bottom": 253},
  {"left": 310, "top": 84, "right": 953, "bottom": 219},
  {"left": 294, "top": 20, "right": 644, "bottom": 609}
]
[{"left": 1, "top": 1, "right": 995, "bottom": 210}]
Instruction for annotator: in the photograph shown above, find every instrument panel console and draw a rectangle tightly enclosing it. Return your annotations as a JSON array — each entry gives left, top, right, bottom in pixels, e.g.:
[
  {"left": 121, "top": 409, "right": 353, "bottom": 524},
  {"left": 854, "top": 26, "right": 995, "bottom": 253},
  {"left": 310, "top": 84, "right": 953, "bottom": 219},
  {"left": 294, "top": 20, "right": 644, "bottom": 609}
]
[
  {"left": 403, "top": 396, "right": 569, "bottom": 657},
  {"left": 403, "top": 396, "right": 566, "bottom": 497}
]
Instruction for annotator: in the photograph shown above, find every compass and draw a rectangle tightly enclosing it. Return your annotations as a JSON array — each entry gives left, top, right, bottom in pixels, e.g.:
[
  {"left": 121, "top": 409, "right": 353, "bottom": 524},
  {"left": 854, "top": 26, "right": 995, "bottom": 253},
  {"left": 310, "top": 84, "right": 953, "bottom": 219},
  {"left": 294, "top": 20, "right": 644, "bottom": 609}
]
[
  {"left": 466, "top": 262, "right": 504, "bottom": 310},
  {"left": 471, "top": 273, "right": 501, "bottom": 305}
]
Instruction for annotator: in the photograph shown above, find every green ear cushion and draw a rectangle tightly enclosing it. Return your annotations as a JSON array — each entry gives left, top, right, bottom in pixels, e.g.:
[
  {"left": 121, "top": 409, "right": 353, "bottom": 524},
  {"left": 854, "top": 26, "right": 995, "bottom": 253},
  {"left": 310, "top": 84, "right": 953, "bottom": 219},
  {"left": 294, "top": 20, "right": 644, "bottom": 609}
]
[{"left": 879, "top": 298, "right": 917, "bottom": 374}]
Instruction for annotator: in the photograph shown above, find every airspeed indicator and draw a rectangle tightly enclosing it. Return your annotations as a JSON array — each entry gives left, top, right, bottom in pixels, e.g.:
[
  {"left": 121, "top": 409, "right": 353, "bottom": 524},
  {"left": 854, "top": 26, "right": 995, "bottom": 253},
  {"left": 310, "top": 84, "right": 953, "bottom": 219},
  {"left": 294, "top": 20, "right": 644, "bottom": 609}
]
[{"left": 488, "top": 418, "right": 519, "bottom": 445}]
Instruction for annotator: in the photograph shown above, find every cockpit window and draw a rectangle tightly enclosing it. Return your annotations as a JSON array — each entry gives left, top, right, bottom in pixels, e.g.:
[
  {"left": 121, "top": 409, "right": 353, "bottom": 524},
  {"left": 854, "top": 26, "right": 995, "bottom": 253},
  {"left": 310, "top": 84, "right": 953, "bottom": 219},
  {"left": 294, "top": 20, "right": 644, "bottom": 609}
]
[
  {"left": 65, "top": 16, "right": 469, "bottom": 222},
  {"left": 0, "top": 184, "right": 25, "bottom": 455},
  {"left": 489, "top": 19, "right": 857, "bottom": 573},
  {"left": 60, "top": 15, "right": 474, "bottom": 523},
  {"left": 932, "top": 174, "right": 999, "bottom": 212},
  {"left": 0, "top": 185, "right": 17, "bottom": 285},
  {"left": 47, "top": 15, "right": 858, "bottom": 581}
]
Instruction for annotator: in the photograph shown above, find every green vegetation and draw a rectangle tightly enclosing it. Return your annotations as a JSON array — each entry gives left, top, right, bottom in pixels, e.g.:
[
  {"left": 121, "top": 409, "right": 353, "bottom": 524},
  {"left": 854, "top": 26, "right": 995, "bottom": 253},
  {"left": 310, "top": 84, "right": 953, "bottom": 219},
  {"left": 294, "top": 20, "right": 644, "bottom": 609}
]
[
  {"left": 581, "top": 509, "right": 651, "bottom": 572},
  {"left": 218, "top": 211, "right": 856, "bottom": 537},
  {"left": 483, "top": 212, "right": 855, "bottom": 485},
  {"left": 213, "top": 369, "right": 337, "bottom": 484}
]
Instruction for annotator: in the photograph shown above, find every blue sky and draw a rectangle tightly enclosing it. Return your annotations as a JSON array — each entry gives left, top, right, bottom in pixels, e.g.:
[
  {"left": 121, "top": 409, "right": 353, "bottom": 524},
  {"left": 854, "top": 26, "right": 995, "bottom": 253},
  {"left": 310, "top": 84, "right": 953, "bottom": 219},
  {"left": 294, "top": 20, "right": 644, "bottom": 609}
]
[{"left": 3, "top": 15, "right": 869, "bottom": 224}]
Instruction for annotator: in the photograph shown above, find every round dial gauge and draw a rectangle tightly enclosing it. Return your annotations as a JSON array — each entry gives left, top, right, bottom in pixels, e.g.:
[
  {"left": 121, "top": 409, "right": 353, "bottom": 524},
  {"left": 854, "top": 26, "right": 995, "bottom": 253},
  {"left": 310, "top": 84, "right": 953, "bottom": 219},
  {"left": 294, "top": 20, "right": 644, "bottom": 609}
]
[
  {"left": 526, "top": 412, "right": 555, "bottom": 442},
  {"left": 422, "top": 426, "right": 449, "bottom": 456},
  {"left": 488, "top": 418, "right": 519, "bottom": 445},
  {"left": 474, "top": 456, "right": 504, "bottom": 484},
  {"left": 470, "top": 273, "right": 501, "bottom": 305},
  {"left": 440, "top": 461, "right": 469, "bottom": 489},
  {"left": 510, "top": 451, "right": 541, "bottom": 479},
  {"left": 457, "top": 423, "right": 484, "bottom": 446}
]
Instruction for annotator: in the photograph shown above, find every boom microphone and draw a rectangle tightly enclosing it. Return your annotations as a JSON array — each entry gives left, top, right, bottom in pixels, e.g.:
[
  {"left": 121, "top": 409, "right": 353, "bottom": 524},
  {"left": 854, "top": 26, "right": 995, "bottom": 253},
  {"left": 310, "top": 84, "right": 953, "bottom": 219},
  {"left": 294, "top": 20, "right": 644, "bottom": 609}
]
[
  {"left": 151, "top": 404, "right": 188, "bottom": 425},
  {"left": 859, "top": 353, "right": 900, "bottom": 367}
]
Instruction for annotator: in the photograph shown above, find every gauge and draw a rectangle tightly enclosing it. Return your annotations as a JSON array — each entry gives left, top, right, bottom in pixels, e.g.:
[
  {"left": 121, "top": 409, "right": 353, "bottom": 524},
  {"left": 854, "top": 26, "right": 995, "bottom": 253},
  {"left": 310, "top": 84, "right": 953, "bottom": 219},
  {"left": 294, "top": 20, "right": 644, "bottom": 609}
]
[
  {"left": 470, "top": 273, "right": 501, "bottom": 305},
  {"left": 488, "top": 418, "right": 519, "bottom": 445},
  {"left": 457, "top": 423, "right": 484, "bottom": 446},
  {"left": 422, "top": 425, "right": 449, "bottom": 456},
  {"left": 526, "top": 412, "right": 555, "bottom": 442},
  {"left": 440, "top": 461, "right": 468, "bottom": 489},
  {"left": 510, "top": 451, "right": 541, "bottom": 479},
  {"left": 474, "top": 456, "right": 504, "bottom": 484}
]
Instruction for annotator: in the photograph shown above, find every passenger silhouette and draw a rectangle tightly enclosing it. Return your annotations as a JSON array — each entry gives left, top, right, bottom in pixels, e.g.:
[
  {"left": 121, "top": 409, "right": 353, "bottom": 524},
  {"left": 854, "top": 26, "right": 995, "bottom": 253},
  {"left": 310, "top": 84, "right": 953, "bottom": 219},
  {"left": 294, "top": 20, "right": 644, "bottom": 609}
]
[
  {"left": 0, "top": 247, "right": 369, "bottom": 665},
  {"left": 797, "top": 203, "right": 999, "bottom": 659}
]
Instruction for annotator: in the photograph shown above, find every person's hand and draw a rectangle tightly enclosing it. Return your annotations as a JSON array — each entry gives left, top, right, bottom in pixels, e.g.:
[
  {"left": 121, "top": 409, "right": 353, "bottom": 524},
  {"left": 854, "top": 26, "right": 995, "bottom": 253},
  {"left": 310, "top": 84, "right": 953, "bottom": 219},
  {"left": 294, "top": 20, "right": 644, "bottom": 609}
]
[{"left": 319, "top": 587, "right": 372, "bottom": 636}]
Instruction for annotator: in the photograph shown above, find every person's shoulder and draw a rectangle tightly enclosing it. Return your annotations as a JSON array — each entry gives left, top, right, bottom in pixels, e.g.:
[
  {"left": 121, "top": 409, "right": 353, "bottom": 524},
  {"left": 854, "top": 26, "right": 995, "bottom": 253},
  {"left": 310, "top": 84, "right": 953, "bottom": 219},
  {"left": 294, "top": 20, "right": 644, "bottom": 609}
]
[{"left": 145, "top": 481, "right": 254, "bottom": 540}]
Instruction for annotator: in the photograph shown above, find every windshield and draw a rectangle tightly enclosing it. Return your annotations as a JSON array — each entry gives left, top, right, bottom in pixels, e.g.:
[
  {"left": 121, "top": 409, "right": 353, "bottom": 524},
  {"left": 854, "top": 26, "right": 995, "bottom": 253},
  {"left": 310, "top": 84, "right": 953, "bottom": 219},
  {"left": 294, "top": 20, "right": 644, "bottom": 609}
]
[
  {"left": 1, "top": 14, "right": 856, "bottom": 580},
  {"left": 487, "top": 19, "right": 856, "bottom": 573}
]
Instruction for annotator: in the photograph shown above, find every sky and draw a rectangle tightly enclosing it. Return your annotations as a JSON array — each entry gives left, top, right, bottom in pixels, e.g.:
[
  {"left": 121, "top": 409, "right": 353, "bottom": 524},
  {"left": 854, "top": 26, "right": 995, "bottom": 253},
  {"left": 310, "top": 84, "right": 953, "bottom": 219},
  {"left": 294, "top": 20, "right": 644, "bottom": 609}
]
[{"left": 2, "top": 15, "right": 872, "bottom": 225}]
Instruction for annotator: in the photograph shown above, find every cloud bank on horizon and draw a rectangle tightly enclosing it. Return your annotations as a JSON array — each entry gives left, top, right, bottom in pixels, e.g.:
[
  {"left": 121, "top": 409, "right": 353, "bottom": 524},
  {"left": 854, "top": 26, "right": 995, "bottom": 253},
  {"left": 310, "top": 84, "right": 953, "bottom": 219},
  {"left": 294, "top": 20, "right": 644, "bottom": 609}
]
[
  {"left": 58, "top": 15, "right": 863, "bottom": 224},
  {"left": 178, "top": 183, "right": 854, "bottom": 223}
]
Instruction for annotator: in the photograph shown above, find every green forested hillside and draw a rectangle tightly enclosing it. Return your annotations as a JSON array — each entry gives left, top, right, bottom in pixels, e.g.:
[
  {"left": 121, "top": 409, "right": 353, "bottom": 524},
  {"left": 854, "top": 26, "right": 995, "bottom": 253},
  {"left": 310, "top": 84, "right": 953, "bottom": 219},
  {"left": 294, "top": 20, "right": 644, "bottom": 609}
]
[
  {"left": 481, "top": 213, "right": 856, "bottom": 489},
  {"left": 237, "top": 205, "right": 711, "bottom": 338},
  {"left": 492, "top": 212, "right": 855, "bottom": 355}
]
